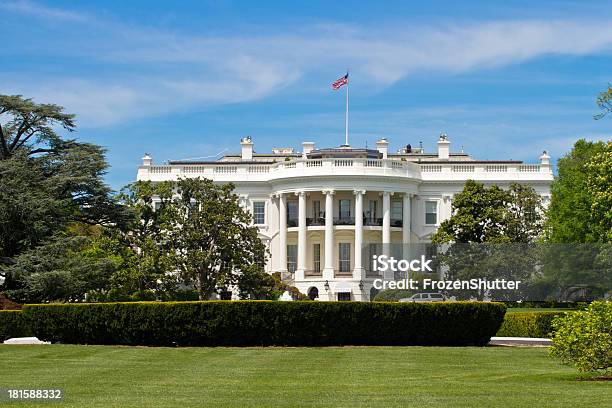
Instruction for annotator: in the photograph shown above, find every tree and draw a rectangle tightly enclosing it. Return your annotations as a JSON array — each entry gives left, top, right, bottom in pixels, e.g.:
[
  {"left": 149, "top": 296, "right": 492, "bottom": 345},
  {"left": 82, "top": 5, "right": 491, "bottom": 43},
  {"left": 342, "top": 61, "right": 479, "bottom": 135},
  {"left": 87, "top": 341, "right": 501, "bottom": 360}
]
[
  {"left": 168, "top": 178, "right": 268, "bottom": 300},
  {"left": 595, "top": 85, "right": 612, "bottom": 120},
  {"left": 0, "top": 95, "right": 128, "bottom": 270},
  {"left": 0, "top": 94, "right": 75, "bottom": 160},
  {"left": 4, "top": 234, "right": 120, "bottom": 303},
  {"left": 113, "top": 181, "right": 176, "bottom": 293},
  {"left": 586, "top": 143, "right": 612, "bottom": 242},
  {"left": 431, "top": 181, "right": 544, "bottom": 300},
  {"left": 432, "top": 180, "right": 543, "bottom": 244},
  {"left": 545, "top": 139, "right": 609, "bottom": 243}
]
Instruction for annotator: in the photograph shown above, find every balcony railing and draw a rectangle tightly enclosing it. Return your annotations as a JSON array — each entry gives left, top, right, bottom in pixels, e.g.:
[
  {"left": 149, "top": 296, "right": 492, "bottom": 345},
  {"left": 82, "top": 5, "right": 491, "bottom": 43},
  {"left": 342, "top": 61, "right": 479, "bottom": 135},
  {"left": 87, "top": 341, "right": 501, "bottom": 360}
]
[
  {"left": 289, "top": 216, "right": 404, "bottom": 227},
  {"left": 333, "top": 217, "right": 355, "bottom": 226},
  {"left": 391, "top": 218, "right": 403, "bottom": 227},
  {"left": 364, "top": 217, "right": 382, "bottom": 226},
  {"left": 306, "top": 217, "right": 325, "bottom": 226}
]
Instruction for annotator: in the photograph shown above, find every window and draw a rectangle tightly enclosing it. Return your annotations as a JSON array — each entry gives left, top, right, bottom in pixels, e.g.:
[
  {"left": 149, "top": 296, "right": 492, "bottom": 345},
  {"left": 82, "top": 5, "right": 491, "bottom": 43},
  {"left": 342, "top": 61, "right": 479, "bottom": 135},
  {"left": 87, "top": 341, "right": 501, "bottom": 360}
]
[
  {"left": 252, "top": 201, "right": 265, "bottom": 225},
  {"left": 313, "top": 244, "right": 321, "bottom": 272},
  {"left": 368, "top": 200, "right": 377, "bottom": 220},
  {"left": 339, "top": 199, "right": 351, "bottom": 219},
  {"left": 308, "top": 287, "right": 319, "bottom": 300},
  {"left": 337, "top": 292, "right": 351, "bottom": 301},
  {"left": 391, "top": 200, "right": 402, "bottom": 220},
  {"left": 287, "top": 201, "right": 298, "bottom": 226},
  {"left": 425, "top": 200, "right": 438, "bottom": 225},
  {"left": 287, "top": 245, "right": 297, "bottom": 273},
  {"left": 312, "top": 200, "right": 321, "bottom": 218},
  {"left": 339, "top": 243, "right": 351, "bottom": 272}
]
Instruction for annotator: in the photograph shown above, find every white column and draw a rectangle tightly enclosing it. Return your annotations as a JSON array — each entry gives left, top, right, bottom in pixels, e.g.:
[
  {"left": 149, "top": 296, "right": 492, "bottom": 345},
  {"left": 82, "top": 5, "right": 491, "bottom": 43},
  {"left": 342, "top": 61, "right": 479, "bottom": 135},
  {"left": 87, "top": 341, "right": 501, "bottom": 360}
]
[
  {"left": 382, "top": 191, "right": 391, "bottom": 245},
  {"left": 402, "top": 193, "right": 411, "bottom": 260},
  {"left": 296, "top": 191, "right": 306, "bottom": 280},
  {"left": 382, "top": 191, "right": 392, "bottom": 280},
  {"left": 323, "top": 189, "right": 335, "bottom": 279},
  {"left": 353, "top": 190, "right": 365, "bottom": 279},
  {"left": 278, "top": 193, "right": 287, "bottom": 273}
]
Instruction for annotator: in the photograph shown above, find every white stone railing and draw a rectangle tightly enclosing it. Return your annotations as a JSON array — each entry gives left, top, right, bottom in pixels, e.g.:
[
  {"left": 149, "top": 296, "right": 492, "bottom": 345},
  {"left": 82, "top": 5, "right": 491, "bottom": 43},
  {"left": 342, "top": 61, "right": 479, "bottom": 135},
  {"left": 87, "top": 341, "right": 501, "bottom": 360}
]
[{"left": 139, "top": 157, "right": 551, "bottom": 182}]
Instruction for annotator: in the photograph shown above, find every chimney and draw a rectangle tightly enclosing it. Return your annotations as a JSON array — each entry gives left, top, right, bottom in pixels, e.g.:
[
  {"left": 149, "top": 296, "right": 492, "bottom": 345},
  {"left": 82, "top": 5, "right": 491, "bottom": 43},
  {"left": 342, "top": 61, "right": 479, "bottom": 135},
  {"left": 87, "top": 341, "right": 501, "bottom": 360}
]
[
  {"left": 376, "top": 138, "right": 389, "bottom": 159},
  {"left": 539, "top": 150, "right": 551, "bottom": 173},
  {"left": 302, "top": 141, "right": 315, "bottom": 158},
  {"left": 437, "top": 133, "right": 450, "bottom": 160},
  {"left": 241, "top": 136, "right": 253, "bottom": 160},
  {"left": 142, "top": 153, "right": 152, "bottom": 166}
]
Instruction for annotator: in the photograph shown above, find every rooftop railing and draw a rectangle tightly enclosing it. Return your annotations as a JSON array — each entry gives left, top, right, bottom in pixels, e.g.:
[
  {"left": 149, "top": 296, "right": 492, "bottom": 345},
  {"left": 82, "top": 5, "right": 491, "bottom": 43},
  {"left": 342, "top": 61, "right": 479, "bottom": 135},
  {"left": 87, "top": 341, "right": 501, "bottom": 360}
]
[{"left": 141, "top": 157, "right": 550, "bottom": 179}]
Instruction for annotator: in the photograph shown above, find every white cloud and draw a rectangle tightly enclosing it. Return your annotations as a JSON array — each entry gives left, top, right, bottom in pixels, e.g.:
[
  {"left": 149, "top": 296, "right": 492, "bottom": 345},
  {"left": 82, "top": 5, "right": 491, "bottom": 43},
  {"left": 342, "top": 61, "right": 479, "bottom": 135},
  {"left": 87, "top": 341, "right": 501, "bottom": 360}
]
[{"left": 3, "top": 2, "right": 612, "bottom": 126}]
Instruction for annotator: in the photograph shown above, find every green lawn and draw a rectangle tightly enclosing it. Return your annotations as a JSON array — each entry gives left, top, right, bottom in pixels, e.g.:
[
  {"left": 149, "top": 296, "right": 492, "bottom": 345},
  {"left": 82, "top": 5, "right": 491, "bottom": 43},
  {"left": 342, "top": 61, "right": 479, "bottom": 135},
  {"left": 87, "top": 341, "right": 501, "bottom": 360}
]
[{"left": 1, "top": 345, "right": 609, "bottom": 408}]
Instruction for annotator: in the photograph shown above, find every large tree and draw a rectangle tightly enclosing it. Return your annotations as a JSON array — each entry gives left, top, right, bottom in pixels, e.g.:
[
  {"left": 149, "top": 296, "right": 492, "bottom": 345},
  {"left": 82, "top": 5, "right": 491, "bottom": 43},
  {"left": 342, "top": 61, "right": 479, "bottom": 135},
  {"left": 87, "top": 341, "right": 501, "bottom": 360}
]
[
  {"left": 431, "top": 181, "right": 544, "bottom": 300},
  {"left": 0, "top": 95, "right": 128, "bottom": 267},
  {"left": 432, "top": 180, "right": 543, "bottom": 244},
  {"left": 586, "top": 143, "right": 612, "bottom": 242},
  {"left": 168, "top": 178, "right": 268, "bottom": 300},
  {"left": 544, "top": 139, "right": 609, "bottom": 243}
]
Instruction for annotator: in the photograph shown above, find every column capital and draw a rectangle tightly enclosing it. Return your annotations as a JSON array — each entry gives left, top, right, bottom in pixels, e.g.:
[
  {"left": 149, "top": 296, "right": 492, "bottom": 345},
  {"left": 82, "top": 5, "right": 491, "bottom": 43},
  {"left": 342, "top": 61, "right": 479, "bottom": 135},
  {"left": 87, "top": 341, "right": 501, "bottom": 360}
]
[
  {"left": 379, "top": 191, "right": 392, "bottom": 197},
  {"left": 322, "top": 189, "right": 335, "bottom": 195},
  {"left": 273, "top": 192, "right": 286, "bottom": 199},
  {"left": 442, "top": 194, "right": 453, "bottom": 202},
  {"left": 294, "top": 190, "right": 307, "bottom": 197},
  {"left": 353, "top": 189, "right": 366, "bottom": 196}
]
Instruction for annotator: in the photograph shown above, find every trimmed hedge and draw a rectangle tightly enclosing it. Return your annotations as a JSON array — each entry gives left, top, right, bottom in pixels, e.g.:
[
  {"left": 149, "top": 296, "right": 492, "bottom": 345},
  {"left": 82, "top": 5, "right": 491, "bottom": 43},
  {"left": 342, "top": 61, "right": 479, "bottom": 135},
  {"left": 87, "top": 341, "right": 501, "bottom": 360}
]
[
  {"left": 0, "top": 310, "right": 33, "bottom": 341},
  {"left": 23, "top": 301, "right": 506, "bottom": 347},
  {"left": 496, "top": 311, "right": 567, "bottom": 338}
]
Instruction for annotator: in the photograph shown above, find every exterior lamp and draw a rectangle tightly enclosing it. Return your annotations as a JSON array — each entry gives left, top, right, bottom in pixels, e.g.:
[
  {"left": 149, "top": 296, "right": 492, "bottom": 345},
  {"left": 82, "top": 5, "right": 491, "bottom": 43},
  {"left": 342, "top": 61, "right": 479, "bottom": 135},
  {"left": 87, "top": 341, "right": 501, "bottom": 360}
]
[
  {"left": 324, "top": 280, "right": 330, "bottom": 291},
  {"left": 359, "top": 280, "right": 364, "bottom": 291}
]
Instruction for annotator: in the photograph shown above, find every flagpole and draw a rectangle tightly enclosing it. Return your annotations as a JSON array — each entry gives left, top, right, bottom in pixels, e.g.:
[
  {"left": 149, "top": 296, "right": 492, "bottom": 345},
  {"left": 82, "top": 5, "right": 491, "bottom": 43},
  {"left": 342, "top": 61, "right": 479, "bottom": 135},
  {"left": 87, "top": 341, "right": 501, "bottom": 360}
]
[{"left": 345, "top": 71, "right": 349, "bottom": 146}]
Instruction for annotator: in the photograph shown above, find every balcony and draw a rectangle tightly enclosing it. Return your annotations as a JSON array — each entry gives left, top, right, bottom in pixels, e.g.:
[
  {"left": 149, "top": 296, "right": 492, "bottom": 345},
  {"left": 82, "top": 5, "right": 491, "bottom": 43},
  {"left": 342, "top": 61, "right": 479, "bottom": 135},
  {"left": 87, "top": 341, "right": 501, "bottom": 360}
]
[
  {"left": 364, "top": 217, "right": 382, "bottom": 226},
  {"left": 391, "top": 218, "right": 403, "bottom": 227},
  {"left": 306, "top": 217, "right": 325, "bottom": 226},
  {"left": 333, "top": 217, "right": 355, "bottom": 226},
  {"left": 287, "top": 218, "right": 298, "bottom": 228}
]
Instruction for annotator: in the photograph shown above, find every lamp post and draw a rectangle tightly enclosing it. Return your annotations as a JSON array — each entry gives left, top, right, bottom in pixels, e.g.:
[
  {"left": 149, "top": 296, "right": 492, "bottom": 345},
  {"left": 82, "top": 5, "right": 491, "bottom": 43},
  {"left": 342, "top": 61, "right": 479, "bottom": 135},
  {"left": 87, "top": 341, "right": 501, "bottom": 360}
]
[{"left": 324, "top": 280, "right": 330, "bottom": 292}]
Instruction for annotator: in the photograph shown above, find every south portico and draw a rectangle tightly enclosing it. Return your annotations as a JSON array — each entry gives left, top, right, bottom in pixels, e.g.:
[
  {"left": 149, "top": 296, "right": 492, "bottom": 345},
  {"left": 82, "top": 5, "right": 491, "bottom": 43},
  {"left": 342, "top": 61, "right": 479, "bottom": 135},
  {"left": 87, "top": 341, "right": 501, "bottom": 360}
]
[{"left": 270, "top": 185, "right": 417, "bottom": 301}]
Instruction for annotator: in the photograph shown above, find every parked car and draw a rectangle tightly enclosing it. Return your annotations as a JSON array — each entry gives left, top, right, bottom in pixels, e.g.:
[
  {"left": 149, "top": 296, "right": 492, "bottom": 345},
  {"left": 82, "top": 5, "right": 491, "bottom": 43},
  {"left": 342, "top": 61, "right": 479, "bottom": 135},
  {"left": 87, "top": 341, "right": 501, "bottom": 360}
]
[{"left": 399, "top": 293, "right": 446, "bottom": 302}]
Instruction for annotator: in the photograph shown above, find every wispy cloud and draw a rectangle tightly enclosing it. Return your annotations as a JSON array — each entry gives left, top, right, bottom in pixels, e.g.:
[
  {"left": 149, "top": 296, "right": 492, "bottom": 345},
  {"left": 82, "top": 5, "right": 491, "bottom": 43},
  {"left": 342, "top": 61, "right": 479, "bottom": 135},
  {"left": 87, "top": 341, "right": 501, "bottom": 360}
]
[{"left": 3, "top": 2, "right": 612, "bottom": 127}]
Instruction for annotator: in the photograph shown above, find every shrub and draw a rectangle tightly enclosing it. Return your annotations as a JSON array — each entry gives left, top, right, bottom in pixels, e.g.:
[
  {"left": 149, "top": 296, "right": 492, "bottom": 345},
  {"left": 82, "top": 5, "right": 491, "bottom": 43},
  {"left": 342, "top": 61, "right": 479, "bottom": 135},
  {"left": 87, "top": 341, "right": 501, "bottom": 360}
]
[
  {"left": 0, "top": 310, "right": 32, "bottom": 341},
  {"left": 23, "top": 301, "right": 505, "bottom": 347},
  {"left": 373, "top": 289, "right": 415, "bottom": 302},
  {"left": 550, "top": 301, "right": 611, "bottom": 373},
  {"left": 496, "top": 311, "right": 566, "bottom": 338}
]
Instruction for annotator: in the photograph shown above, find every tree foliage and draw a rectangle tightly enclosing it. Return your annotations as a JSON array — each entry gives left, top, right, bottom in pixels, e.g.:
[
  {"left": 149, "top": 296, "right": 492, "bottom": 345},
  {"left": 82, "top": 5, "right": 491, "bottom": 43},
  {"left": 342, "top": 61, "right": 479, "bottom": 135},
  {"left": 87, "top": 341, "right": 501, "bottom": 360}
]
[
  {"left": 545, "top": 139, "right": 610, "bottom": 243},
  {"left": 550, "top": 301, "right": 611, "bottom": 374},
  {"left": 595, "top": 85, "right": 612, "bottom": 120},
  {"left": 0, "top": 94, "right": 76, "bottom": 160},
  {"left": 432, "top": 180, "right": 543, "bottom": 244},
  {"left": 585, "top": 143, "right": 612, "bottom": 242},
  {"left": 168, "top": 178, "right": 268, "bottom": 300},
  {"left": 0, "top": 95, "right": 128, "bottom": 270}
]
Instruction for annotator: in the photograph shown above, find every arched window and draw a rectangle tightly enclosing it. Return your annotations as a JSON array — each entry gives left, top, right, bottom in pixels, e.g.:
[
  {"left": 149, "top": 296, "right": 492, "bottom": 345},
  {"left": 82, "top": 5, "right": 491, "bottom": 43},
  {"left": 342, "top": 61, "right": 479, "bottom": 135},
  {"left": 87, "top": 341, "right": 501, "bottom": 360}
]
[{"left": 307, "top": 287, "right": 319, "bottom": 300}]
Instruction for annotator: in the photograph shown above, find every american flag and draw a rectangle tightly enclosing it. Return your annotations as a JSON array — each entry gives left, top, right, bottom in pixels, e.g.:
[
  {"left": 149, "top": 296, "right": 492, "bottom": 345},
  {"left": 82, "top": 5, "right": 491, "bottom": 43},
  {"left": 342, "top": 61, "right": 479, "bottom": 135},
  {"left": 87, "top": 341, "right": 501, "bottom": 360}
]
[{"left": 332, "top": 73, "right": 349, "bottom": 90}]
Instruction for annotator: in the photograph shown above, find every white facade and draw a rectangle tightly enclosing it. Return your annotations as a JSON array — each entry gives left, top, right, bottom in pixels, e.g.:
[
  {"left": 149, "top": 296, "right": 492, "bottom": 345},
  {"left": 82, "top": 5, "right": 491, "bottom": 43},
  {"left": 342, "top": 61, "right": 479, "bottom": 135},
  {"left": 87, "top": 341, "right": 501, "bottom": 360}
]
[{"left": 136, "top": 135, "right": 553, "bottom": 301}]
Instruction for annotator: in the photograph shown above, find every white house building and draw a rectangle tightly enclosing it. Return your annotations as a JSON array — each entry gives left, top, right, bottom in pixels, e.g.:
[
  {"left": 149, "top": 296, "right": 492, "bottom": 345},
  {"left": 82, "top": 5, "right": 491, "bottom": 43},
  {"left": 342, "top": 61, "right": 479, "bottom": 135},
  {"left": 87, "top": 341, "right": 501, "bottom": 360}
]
[{"left": 136, "top": 135, "right": 553, "bottom": 301}]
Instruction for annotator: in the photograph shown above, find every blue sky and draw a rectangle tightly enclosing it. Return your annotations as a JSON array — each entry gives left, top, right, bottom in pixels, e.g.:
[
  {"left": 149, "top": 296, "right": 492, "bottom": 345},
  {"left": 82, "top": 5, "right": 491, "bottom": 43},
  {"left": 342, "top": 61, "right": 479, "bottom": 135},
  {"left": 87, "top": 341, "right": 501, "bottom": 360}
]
[{"left": 1, "top": 0, "right": 611, "bottom": 190}]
